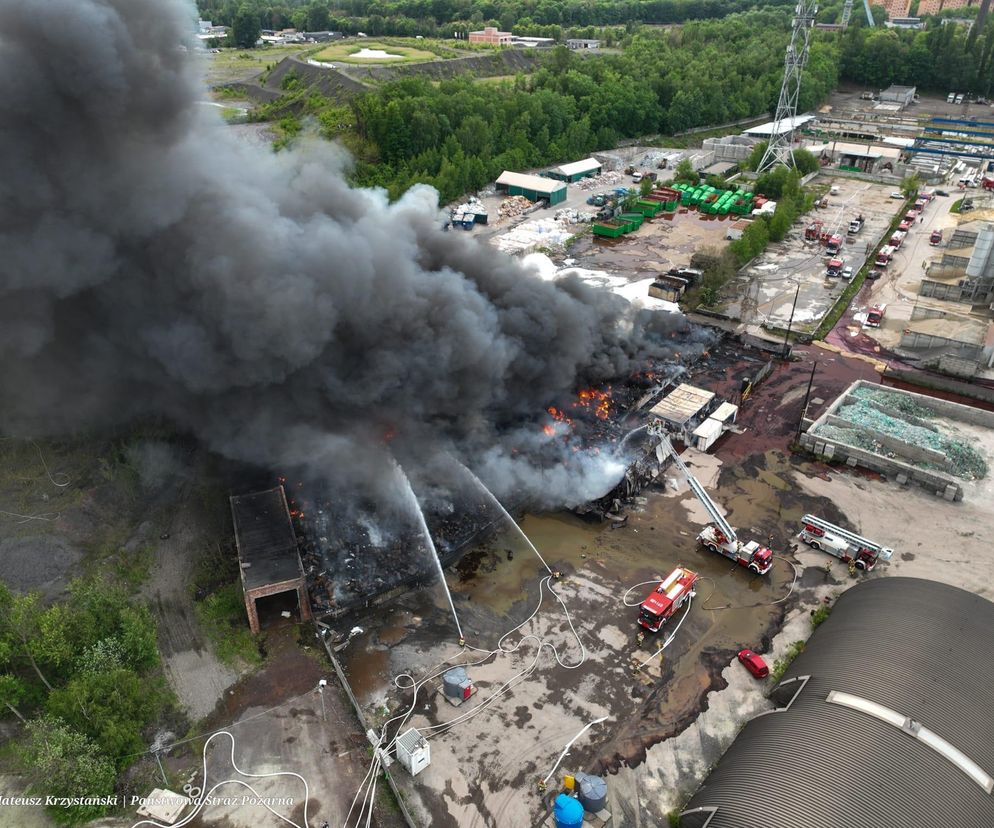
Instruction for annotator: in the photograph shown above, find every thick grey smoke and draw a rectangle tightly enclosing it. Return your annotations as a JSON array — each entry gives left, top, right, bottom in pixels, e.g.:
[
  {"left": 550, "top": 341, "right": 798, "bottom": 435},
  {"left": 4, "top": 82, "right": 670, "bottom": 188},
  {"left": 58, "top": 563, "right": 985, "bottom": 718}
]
[{"left": 0, "top": 0, "right": 699, "bottom": 516}]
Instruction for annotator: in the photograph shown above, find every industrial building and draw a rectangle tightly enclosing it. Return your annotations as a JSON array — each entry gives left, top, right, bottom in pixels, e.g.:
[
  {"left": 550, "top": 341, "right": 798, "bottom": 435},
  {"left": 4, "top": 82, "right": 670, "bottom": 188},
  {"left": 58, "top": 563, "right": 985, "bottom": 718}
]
[
  {"left": 546, "top": 157, "right": 602, "bottom": 183},
  {"left": 869, "top": 0, "right": 912, "bottom": 18},
  {"left": 468, "top": 26, "right": 511, "bottom": 45},
  {"left": 680, "top": 577, "right": 994, "bottom": 828},
  {"left": 495, "top": 171, "right": 567, "bottom": 205},
  {"left": 230, "top": 486, "right": 311, "bottom": 634},
  {"left": 743, "top": 114, "right": 815, "bottom": 139},
  {"left": 566, "top": 38, "right": 601, "bottom": 49},
  {"left": 878, "top": 84, "right": 917, "bottom": 108},
  {"left": 649, "top": 383, "right": 719, "bottom": 440}
]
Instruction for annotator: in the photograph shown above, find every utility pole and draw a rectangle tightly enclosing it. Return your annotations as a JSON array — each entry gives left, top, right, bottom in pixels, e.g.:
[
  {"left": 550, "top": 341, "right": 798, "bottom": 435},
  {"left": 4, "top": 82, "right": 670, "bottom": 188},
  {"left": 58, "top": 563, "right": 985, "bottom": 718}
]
[
  {"left": 782, "top": 282, "right": 800, "bottom": 358},
  {"left": 759, "top": 2, "right": 819, "bottom": 173},
  {"left": 796, "top": 359, "right": 818, "bottom": 443}
]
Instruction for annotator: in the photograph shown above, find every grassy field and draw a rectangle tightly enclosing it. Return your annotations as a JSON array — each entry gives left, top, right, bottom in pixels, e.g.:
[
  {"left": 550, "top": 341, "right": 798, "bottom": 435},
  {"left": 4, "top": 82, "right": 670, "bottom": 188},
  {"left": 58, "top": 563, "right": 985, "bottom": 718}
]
[
  {"left": 204, "top": 44, "right": 313, "bottom": 86},
  {"left": 311, "top": 39, "right": 439, "bottom": 64}
]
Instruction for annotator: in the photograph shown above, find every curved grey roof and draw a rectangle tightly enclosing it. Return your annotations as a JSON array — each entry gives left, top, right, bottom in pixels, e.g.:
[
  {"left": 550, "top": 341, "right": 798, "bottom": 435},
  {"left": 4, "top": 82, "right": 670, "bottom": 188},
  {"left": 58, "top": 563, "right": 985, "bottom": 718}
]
[{"left": 681, "top": 577, "right": 994, "bottom": 828}]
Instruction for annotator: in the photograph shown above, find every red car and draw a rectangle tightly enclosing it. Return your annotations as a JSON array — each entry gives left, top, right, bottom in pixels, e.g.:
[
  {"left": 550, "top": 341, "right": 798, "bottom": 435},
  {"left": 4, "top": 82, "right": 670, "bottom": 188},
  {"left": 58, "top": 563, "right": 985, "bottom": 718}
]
[{"left": 737, "top": 649, "right": 769, "bottom": 678}]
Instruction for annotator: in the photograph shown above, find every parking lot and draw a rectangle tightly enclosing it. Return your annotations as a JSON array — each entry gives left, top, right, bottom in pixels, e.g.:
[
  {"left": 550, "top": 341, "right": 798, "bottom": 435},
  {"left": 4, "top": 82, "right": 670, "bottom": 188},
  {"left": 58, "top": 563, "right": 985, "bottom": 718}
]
[{"left": 721, "top": 177, "right": 904, "bottom": 333}]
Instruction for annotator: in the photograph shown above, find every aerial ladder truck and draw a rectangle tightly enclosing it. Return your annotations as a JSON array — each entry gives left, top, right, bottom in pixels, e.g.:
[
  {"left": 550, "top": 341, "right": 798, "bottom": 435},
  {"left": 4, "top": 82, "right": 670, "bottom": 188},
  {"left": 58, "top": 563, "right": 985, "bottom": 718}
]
[
  {"left": 798, "top": 514, "right": 893, "bottom": 571},
  {"left": 660, "top": 438, "right": 774, "bottom": 575}
]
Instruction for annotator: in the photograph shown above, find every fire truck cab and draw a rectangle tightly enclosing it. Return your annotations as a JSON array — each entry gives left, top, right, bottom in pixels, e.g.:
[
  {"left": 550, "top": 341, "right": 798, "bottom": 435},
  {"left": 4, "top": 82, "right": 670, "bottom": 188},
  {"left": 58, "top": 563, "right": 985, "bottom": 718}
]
[
  {"left": 866, "top": 304, "right": 885, "bottom": 327},
  {"left": 826, "top": 234, "right": 843, "bottom": 255},
  {"left": 639, "top": 566, "right": 698, "bottom": 632}
]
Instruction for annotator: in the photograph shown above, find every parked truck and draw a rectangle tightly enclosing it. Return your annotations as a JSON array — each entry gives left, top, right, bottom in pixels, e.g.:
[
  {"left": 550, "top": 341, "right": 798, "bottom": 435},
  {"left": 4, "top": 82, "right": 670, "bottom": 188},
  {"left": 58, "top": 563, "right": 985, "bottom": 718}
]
[
  {"left": 805, "top": 220, "right": 824, "bottom": 240},
  {"left": 638, "top": 566, "right": 698, "bottom": 632},
  {"left": 847, "top": 215, "right": 864, "bottom": 235},
  {"left": 889, "top": 230, "right": 907, "bottom": 249},
  {"left": 930, "top": 228, "right": 943, "bottom": 245},
  {"left": 866, "top": 303, "right": 886, "bottom": 327},
  {"left": 826, "top": 233, "right": 843, "bottom": 255},
  {"left": 827, "top": 257, "right": 844, "bottom": 278},
  {"left": 658, "top": 437, "right": 774, "bottom": 575},
  {"left": 798, "top": 514, "right": 893, "bottom": 571},
  {"left": 875, "top": 245, "right": 895, "bottom": 267}
]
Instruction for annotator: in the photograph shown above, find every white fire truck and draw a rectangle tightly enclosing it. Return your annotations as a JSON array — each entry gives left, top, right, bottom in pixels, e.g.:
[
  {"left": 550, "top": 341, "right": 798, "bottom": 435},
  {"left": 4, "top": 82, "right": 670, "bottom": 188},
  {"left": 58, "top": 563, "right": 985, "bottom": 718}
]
[
  {"left": 659, "top": 438, "right": 775, "bottom": 575},
  {"left": 638, "top": 566, "right": 698, "bottom": 632},
  {"left": 798, "top": 514, "right": 894, "bottom": 571}
]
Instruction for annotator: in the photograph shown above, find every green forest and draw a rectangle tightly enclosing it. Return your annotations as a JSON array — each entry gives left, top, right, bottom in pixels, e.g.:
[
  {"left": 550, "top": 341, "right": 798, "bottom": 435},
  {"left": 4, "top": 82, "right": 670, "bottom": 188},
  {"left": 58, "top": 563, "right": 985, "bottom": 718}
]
[
  {"left": 199, "top": 0, "right": 797, "bottom": 35},
  {"left": 236, "top": 4, "right": 994, "bottom": 204},
  {"left": 257, "top": 10, "right": 838, "bottom": 201}
]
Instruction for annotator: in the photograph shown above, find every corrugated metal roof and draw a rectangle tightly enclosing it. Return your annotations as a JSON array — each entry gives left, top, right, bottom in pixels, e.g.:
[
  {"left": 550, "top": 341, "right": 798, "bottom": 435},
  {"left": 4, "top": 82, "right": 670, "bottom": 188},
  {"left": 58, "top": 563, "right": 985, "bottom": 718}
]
[
  {"left": 230, "top": 486, "right": 302, "bottom": 590},
  {"left": 495, "top": 171, "right": 566, "bottom": 194},
  {"left": 680, "top": 578, "right": 994, "bottom": 828},
  {"left": 649, "top": 383, "right": 715, "bottom": 426},
  {"left": 555, "top": 157, "right": 601, "bottom": 177}
]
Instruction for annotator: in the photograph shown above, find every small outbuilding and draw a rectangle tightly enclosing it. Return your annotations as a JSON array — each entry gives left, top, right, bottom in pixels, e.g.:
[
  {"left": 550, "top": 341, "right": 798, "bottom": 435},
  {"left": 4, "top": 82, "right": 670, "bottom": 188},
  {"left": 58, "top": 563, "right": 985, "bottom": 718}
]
[
  {"left": 879, "top": 84, "right": 917, "bottom": 108},
  {"left": 547, "top": 157, "right": 602, "bottom": 183},
  {"left": 231, "top": 486, "right": 311, "bottom": 634},
  {"left": 495, "top": 171, "right": 567, "bottom": 205},
  {"left": 650, "top": 383, "right": 717, "bottom": 433}
]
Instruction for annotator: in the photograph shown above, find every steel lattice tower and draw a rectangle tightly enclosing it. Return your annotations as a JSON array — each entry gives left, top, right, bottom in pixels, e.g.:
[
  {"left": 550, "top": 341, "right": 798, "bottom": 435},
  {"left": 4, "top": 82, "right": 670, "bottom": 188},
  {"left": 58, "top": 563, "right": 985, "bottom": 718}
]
[{"left": 758, "top": 2, "right": 819, "bottom": 173}]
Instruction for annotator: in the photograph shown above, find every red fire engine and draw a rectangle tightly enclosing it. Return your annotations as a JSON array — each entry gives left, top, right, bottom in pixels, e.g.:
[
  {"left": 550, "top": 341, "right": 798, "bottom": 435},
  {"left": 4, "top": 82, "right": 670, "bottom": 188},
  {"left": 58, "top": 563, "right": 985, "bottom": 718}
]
[
  {"left": 866, "top": 304, "right": 885, "bottom": 327},
  {"left": 638, "top": 566, "right": 699, "bottom": 632}
]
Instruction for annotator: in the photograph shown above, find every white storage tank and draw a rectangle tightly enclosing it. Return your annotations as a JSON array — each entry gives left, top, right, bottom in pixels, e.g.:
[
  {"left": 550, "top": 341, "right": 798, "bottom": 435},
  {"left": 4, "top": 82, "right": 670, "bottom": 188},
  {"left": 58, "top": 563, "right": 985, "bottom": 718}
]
[{"left": 395, "top": 728, "right": 430, "bottom": 776}]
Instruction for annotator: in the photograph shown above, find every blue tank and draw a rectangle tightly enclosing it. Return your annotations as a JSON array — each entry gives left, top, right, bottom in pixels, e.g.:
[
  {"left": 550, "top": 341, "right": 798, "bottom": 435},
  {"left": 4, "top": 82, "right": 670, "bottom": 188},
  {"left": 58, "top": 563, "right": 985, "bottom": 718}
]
[{"left": 553, "top": 793, "right": 584, "bottom": 828}]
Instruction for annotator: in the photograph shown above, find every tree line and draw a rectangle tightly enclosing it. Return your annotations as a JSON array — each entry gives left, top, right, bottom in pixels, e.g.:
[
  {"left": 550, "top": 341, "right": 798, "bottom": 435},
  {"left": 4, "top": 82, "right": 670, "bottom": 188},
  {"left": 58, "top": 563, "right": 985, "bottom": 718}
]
[
  {"left": 0, "top": 579, "right": 169, "bottom": 823},
  {"left": 199, "top": 0, "right": 796, "bottom": 33},
  {"left": 261, "top": 10, "right": 836, "bottom": 202},
  {"left": 840, "top": 18, "right": 994, "bottom": 96}
]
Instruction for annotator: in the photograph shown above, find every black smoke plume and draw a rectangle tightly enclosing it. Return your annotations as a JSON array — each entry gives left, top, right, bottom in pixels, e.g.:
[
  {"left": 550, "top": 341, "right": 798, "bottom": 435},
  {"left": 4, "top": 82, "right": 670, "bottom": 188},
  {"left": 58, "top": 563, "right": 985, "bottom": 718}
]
[{"left": 0, "top": 0, "right": 699, "bottom": 519}]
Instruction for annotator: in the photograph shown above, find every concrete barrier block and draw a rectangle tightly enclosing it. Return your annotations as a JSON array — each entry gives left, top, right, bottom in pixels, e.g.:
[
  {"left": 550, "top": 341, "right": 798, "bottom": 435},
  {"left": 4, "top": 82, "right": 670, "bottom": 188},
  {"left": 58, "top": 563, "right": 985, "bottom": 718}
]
[
  {"left": 823, "top": 445, "right": 835, "bottom": 458},
  {"left": 896, "top": 473, "right": 908, "bottom": 485},
  {"left": 846, "top": 457, "right": 858, "bottom": 467},
  {"left": 944, "top": 485, "right": 958, "bottom": 501}
]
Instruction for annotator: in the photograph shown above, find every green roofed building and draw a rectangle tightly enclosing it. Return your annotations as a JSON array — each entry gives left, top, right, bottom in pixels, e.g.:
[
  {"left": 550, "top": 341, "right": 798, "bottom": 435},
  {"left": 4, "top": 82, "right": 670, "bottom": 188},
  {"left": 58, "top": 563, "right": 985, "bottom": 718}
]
[
  {"left": 546, "top": 157, "right": 602, "bottom": 183},
  {"left": 495, "top": 171, "right": 567, "bottom": 205}
]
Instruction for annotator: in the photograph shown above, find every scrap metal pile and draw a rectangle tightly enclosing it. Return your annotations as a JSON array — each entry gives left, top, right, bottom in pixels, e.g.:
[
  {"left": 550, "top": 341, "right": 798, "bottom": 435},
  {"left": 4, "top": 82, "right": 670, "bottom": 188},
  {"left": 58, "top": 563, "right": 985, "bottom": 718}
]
[{"left": 815, "top": 386, "right": 988, "bottom": 481}]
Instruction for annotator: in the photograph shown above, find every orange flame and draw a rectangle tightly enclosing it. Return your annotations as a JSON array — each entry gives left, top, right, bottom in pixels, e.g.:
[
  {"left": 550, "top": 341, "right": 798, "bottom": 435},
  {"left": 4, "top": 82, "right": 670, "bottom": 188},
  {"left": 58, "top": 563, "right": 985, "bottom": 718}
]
[{"left": 572, "top": 387, "right": 612, "bottom": 420}]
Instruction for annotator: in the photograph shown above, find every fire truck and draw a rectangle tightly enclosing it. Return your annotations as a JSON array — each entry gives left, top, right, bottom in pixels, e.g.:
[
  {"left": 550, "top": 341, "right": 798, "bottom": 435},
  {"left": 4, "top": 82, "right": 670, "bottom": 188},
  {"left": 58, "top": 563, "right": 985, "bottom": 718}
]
[
  {"left": 875, "top": 245, "right": 895, "bottom": 268},
  {"left": 798, "top": 514, "right": 893, "bottom": 571},
  {"left": 804, "top": 220, "right": 823, "bottom": 241},
  {"left": 659, "top": 438, "right": 774, "bottom": 575},
  {"left": 638, "top": 566, "right": 698, "bottom": 632},
  {"left": 826, "top": 234, "right": 843, "bottom": 255},
  {"left": 889, "top": 230, "right": 906, "bottom": 249},
  {"left": 827, "top": 258, "right": 844, "bottom": 278},
  {"left": 930, "top": 228, "right": 943, "bottom": 245},
  {"left": 866, "top": 304, "right": 885, "bottom": 327}
]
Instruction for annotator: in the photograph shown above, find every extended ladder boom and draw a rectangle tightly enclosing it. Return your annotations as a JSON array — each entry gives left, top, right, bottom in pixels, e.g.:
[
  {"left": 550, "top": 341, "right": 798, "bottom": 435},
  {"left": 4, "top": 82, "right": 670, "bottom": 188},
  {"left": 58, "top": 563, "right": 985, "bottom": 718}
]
[
  {"left": 801, "top": 514, "right": 891, "bottom": 558},
  {"left": 662, "top": 439, "right": 737, "bottom": 544}
]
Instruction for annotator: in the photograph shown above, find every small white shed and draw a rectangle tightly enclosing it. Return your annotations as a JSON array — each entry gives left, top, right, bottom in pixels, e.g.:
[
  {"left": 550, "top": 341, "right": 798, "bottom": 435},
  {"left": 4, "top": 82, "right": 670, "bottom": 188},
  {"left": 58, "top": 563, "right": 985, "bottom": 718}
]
[{"left": 395, "top": 728, "right": 430, "bottom": 776}]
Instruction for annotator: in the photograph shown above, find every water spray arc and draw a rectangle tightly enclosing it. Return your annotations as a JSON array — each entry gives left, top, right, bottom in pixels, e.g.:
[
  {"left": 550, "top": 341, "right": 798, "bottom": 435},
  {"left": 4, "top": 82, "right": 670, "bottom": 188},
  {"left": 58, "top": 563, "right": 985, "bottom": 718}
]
[
  {"left": 758, "top": 1, "right": 819, "bottom": 173},
  {"left": 396, "top": 466, "right": 464, "bottom": 642}
]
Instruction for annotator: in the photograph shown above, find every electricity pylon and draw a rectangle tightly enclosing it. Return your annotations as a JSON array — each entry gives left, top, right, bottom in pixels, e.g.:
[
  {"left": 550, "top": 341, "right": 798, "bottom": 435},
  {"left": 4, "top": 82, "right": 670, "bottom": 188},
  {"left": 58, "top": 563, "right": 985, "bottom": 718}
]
[{"left": 758, "top": 2, "right": 819, "bottom": 173}]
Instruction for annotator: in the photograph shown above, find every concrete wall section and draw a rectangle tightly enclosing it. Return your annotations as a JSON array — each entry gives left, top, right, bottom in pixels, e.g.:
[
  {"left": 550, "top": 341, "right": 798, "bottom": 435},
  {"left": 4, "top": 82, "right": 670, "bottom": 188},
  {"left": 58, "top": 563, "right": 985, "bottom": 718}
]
[
  {"left": 799, "top": 431, "right": 963, "bottom": 501},
  {"left": 823, "top": 414, "right": 948, "bottom": 466}
]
